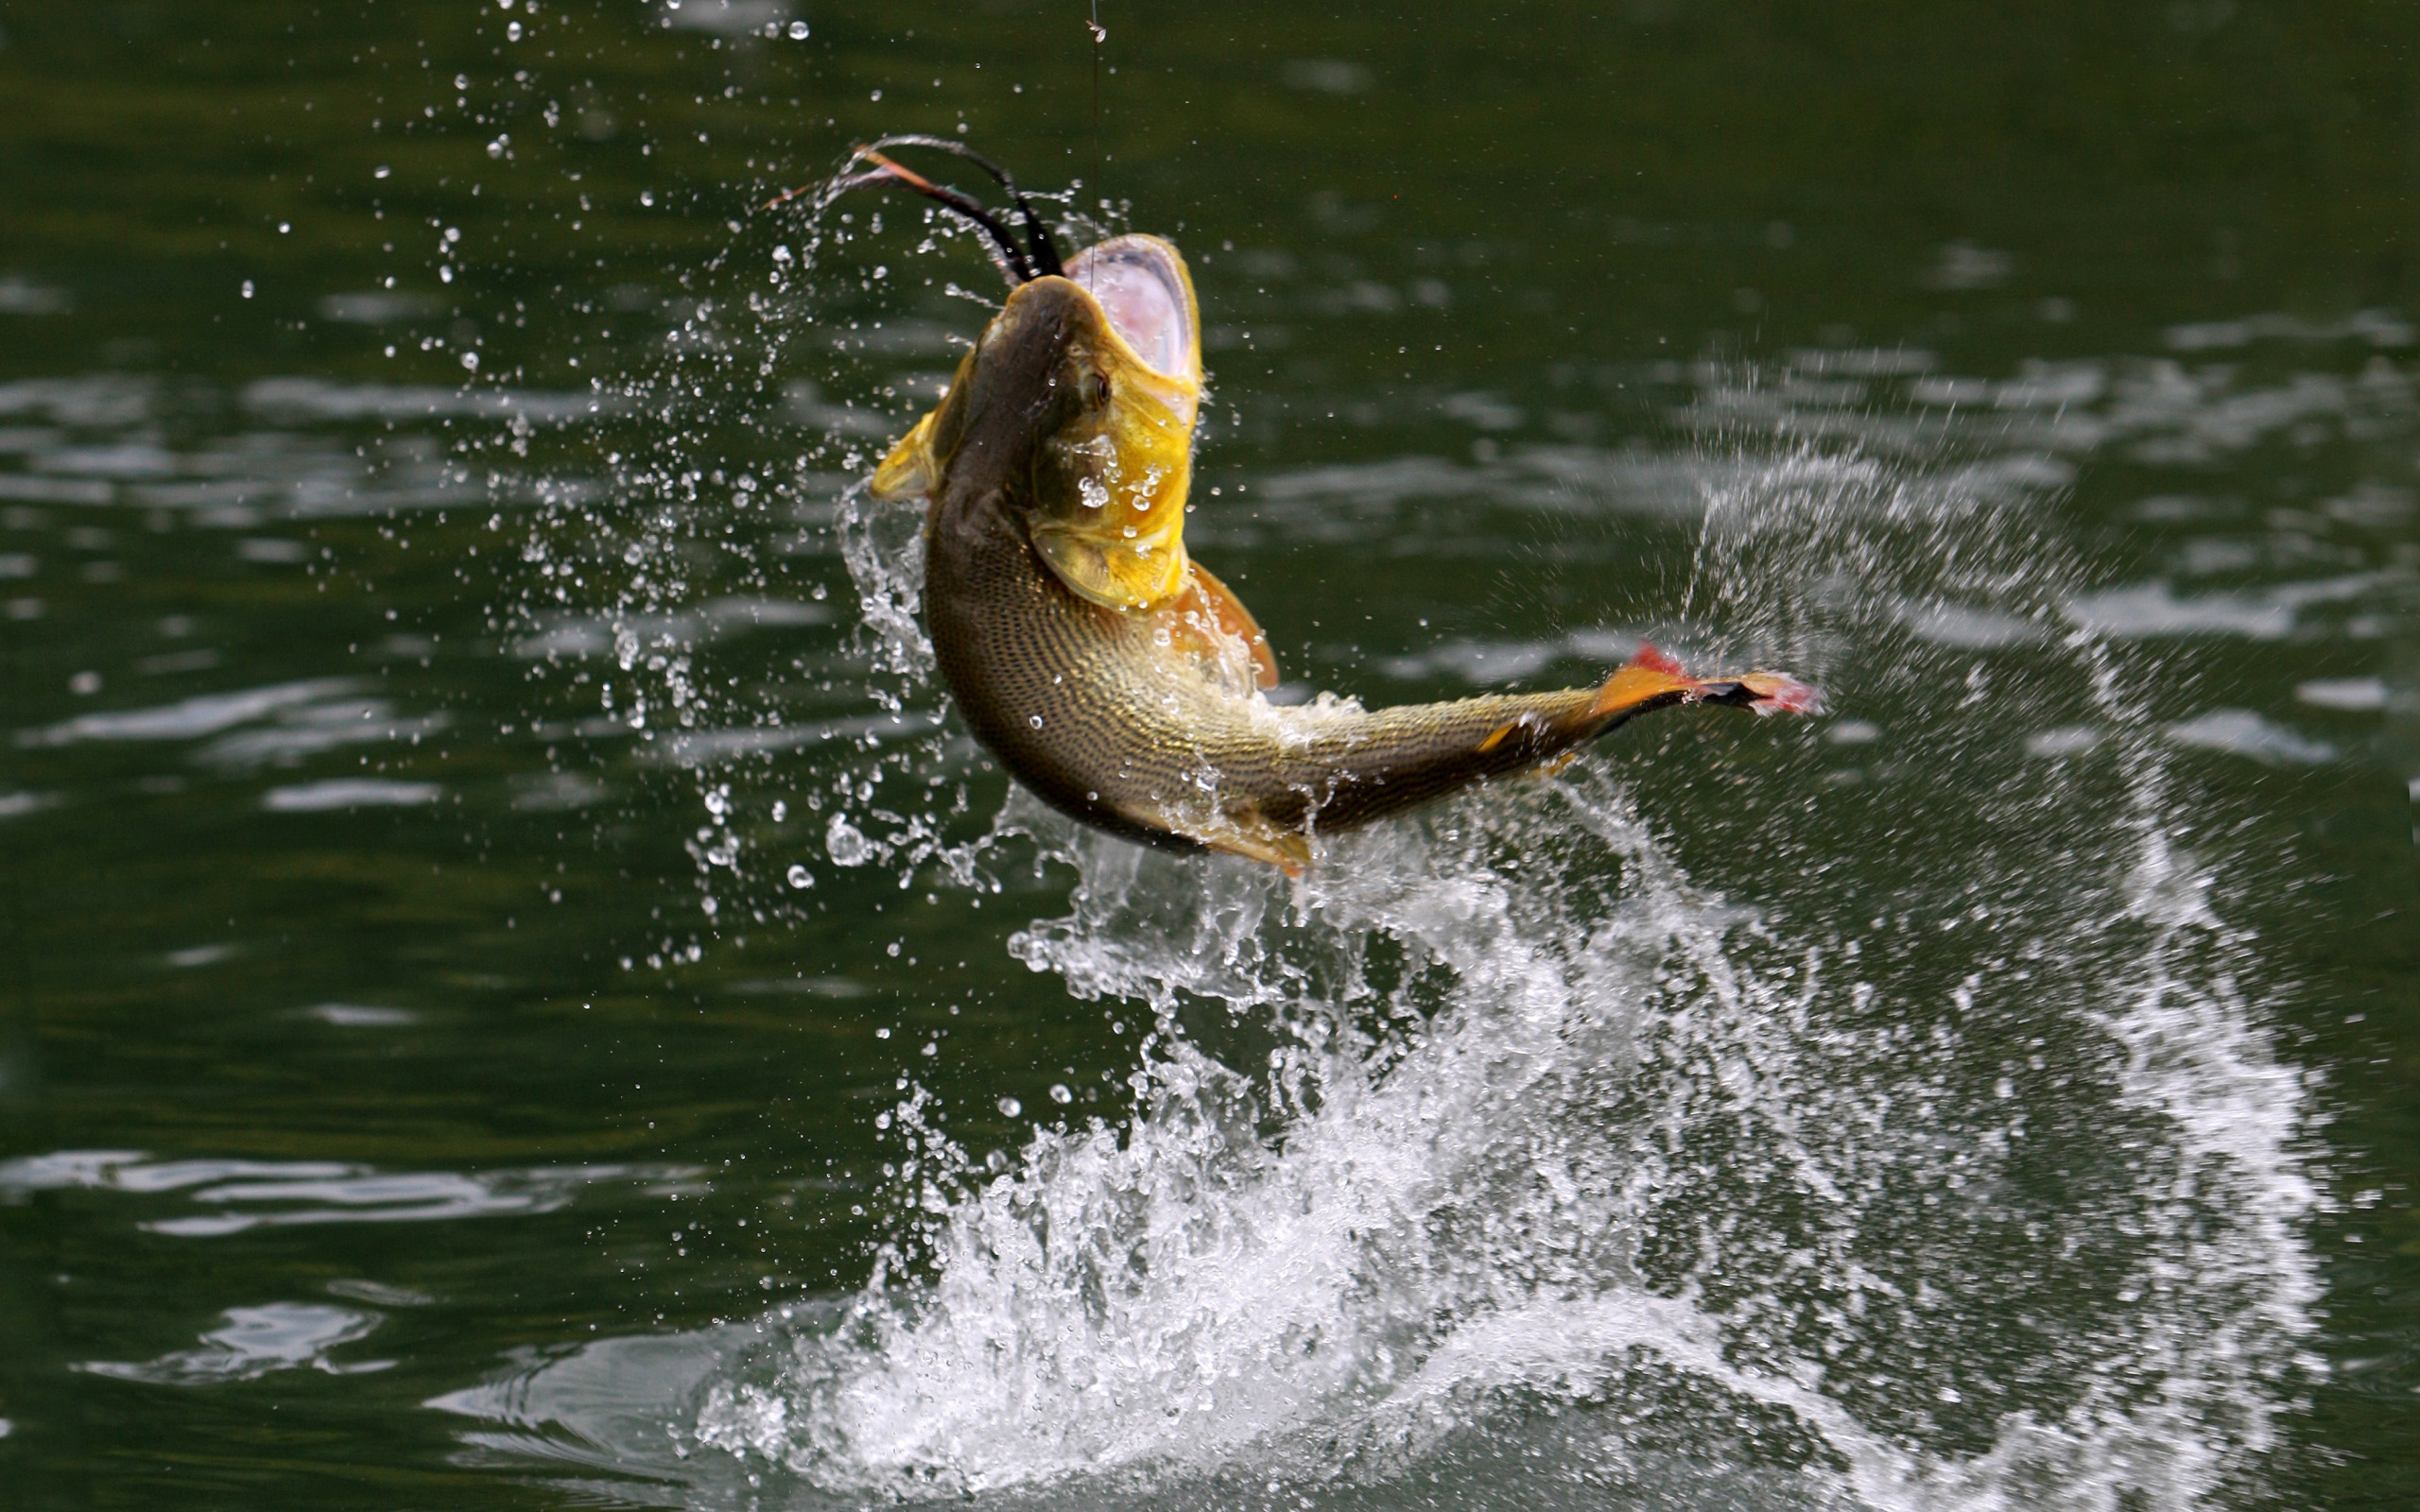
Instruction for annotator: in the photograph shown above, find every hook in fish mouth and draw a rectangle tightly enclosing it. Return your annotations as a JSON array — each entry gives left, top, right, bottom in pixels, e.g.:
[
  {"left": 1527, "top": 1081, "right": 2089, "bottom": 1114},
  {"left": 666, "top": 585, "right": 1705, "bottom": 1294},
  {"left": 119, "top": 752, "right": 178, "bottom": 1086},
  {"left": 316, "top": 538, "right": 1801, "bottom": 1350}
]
[{"left": 763, "top": 135, "right": 1066, "bottom": 287}]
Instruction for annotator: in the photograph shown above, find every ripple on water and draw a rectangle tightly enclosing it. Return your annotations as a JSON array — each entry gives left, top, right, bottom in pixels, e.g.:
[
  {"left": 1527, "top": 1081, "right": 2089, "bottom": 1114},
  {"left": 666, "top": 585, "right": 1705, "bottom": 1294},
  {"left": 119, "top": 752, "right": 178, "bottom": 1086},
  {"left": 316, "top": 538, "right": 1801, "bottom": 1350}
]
[{"left": 0, "top": 1152, "right": 709, "bottom": 1236}]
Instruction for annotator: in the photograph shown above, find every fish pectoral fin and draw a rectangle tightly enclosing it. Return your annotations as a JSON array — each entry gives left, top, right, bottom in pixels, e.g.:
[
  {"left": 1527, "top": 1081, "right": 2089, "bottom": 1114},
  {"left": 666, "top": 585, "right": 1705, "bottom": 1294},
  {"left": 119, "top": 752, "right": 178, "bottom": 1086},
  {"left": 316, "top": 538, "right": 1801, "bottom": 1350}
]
[
  {"left": 1031, "top": 522, "right": 1190, "bottom": 610},
  {"left": 1167, "top": 563, "right": 1281, "bottom": 691}
]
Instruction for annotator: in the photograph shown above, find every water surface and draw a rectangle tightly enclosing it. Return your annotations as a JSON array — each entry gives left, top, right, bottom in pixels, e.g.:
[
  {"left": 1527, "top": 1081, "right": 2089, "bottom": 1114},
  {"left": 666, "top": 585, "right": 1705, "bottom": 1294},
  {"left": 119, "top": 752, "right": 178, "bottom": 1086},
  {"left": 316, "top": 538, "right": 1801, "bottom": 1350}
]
[{"left": 3, "top": 4, "right": 2416, "bottom": 1507}]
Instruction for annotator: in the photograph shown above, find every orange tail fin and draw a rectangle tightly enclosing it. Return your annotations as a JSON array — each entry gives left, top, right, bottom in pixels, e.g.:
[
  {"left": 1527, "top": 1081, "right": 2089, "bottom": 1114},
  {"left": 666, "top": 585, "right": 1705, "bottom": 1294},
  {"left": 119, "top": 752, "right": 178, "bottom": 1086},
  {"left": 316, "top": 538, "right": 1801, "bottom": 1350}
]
[{"left": 1589, "top": 642, "right": 1823, "bottom": 722}]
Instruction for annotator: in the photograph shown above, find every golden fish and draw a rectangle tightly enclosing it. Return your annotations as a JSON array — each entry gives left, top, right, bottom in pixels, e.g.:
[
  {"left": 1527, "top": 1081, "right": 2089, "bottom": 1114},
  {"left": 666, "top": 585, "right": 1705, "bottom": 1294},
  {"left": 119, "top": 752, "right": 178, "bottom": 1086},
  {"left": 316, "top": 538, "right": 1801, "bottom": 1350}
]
[{"left": 802, "top": 141, "right": 1818, "bottom": 871}]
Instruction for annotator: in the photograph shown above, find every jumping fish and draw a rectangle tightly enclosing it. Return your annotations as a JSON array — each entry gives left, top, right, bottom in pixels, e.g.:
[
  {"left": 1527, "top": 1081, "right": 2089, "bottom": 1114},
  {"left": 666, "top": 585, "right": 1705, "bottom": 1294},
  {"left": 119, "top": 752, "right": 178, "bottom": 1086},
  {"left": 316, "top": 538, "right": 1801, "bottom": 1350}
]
[{"left": 793, "top": 140, "right": 1818, "bottom": 871}]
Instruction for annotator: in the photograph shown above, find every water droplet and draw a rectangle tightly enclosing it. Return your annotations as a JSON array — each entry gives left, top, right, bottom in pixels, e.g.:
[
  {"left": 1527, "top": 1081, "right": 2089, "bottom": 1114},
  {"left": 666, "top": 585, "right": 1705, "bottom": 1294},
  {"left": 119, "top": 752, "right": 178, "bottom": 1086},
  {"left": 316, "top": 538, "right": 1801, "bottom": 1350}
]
[
  {"left": 786, "top": 864, "right": 813, "bottom": 889},
  {"left": 1048, "top": 1083, "right": 1073, "bottom": 1105},
  {"left": 996, "top": 1096, "right": 1022, "bottom": 1118},
  {"left": 1028, "top": 714, "right": 1045, "bottom": 730},
  {"left": 787, "top": 19, "right": 809, "bottom": 38},
  {"left": 240, "top": 281, "right": 254, "bottom": 299},
  {"left": 825, "top": 815, "right": 872, "bottom": 867}
]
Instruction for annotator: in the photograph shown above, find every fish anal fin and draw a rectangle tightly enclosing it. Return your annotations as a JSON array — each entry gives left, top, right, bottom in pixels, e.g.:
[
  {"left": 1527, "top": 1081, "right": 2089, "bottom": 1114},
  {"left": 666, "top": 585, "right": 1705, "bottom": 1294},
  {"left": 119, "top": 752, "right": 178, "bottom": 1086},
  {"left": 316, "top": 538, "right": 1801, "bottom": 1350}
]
[
  {"left": 1115, "top": 796, "right": 1312, "bottom": 876},
  {"left": 1203, "top": 824, "right": 1313, "bottom": 877}
]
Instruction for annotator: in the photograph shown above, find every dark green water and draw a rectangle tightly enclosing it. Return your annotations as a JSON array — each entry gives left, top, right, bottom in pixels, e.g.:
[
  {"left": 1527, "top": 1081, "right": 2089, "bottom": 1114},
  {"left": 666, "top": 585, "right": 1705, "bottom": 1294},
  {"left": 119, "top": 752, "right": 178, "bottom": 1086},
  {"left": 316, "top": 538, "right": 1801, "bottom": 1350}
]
[{"left": 3, "top": 3, "right": 2416, "bottom": 1506}]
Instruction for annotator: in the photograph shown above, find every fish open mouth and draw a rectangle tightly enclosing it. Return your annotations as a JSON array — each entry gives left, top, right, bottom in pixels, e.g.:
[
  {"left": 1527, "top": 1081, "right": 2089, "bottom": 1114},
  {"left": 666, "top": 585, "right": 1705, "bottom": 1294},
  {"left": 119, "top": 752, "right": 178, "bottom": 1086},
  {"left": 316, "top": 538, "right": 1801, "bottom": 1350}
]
[{"left": 1063, "top": 236, "right": 1197, "bottom": 381}]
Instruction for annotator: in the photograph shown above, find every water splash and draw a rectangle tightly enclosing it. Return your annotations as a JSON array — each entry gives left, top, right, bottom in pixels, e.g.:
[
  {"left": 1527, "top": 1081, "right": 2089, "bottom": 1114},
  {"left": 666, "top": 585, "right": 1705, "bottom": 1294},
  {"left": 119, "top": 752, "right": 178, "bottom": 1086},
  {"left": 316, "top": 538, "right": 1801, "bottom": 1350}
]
[
  {"left": 631, "top": 445, "right": 2324, "bottom": 1506},
  {"left": 433, "top": 178, "right": 2335, "bottom": 1502}
]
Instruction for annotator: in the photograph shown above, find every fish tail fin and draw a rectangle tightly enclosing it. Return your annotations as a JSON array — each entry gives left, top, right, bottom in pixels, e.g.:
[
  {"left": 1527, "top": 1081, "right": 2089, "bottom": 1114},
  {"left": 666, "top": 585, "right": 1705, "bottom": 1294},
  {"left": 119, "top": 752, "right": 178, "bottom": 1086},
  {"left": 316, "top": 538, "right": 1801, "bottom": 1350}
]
[
  {"left": 1710, "top": 670, "right": 1824, "bottom": 715},
  {"left": 1589, "top": 642, "right": 1824, "bottom": 724}
]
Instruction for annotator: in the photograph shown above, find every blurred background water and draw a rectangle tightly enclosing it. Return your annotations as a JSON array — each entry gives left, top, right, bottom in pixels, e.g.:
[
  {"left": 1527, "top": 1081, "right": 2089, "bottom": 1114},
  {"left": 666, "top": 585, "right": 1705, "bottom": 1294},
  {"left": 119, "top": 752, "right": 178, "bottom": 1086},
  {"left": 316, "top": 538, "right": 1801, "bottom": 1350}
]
[{"left": 1, "top": 2, "right": 2415, "bottom": 1507}]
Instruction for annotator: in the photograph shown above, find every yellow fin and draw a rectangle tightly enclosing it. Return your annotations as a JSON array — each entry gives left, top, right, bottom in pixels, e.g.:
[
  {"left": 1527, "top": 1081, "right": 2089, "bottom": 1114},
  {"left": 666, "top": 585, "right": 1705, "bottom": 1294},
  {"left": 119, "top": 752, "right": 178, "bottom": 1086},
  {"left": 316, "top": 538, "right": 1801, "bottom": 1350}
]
[
  {"left": 1588, "top": 644, "right": 1704, "bottom": 720},
  {"left": 1201, "top": 822, "right": 1313, "bottom": 877},
  {"left": 871, "top": 411, "right": 940, "bottom": 502},
  {"left": 871, "top": 348, "right": 975, "bottom": 503},
  {"left": 1477, "top": 712, "right": 1557, "bottom": 754},
  {"left": 1115, "top": 797, "right": 1312, "bottom": 876},
  {"left": 1031, "top": 520, "right": 1190, "bottom": 610}
]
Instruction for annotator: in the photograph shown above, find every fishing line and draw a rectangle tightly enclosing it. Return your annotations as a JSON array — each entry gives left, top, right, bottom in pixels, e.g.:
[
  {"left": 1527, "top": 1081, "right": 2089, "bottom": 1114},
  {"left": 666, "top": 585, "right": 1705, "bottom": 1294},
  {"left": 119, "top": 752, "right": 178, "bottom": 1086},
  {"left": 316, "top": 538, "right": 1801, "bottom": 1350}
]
[{"left": 1086, "top": 0, "right": 1105, "bottom": 287}]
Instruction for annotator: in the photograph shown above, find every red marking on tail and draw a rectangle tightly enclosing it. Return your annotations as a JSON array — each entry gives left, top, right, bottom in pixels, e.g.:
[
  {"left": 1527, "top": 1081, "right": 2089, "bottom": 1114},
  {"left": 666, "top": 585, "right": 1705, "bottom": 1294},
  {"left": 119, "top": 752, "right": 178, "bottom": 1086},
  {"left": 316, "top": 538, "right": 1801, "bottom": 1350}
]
[
  {"left": 1593, "top": 643, "right": 1823, "bottom": 722},
  {"left": 1628, "top": 642, "right": 1688, "bottom": 679}
]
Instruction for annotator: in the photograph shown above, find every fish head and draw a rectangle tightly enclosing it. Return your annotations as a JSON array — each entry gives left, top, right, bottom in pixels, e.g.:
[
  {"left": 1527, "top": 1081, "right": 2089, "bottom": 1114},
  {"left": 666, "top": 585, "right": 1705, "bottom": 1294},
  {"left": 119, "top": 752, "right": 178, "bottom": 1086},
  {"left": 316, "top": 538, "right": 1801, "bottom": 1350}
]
[{"left": 873, "top": 233, "right": 1203, "bottom": 610}]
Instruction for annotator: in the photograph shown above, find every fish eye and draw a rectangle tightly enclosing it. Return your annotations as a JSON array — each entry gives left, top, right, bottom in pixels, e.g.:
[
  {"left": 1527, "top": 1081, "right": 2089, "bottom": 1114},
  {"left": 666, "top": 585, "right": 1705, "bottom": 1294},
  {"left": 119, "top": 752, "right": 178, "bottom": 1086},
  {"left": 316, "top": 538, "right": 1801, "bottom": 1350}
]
[{"left": 1082, "top": 370, "right": 1112, "bottom": 410}]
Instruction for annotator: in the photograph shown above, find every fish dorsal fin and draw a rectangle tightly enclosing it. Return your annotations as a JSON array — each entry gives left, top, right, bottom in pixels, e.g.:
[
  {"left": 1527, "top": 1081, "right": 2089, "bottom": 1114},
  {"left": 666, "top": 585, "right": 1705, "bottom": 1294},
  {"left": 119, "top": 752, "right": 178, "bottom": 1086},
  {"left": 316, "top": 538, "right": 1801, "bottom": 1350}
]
[{"left": 1157, "top": 562, "right": 1279, "bottom": 691}]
